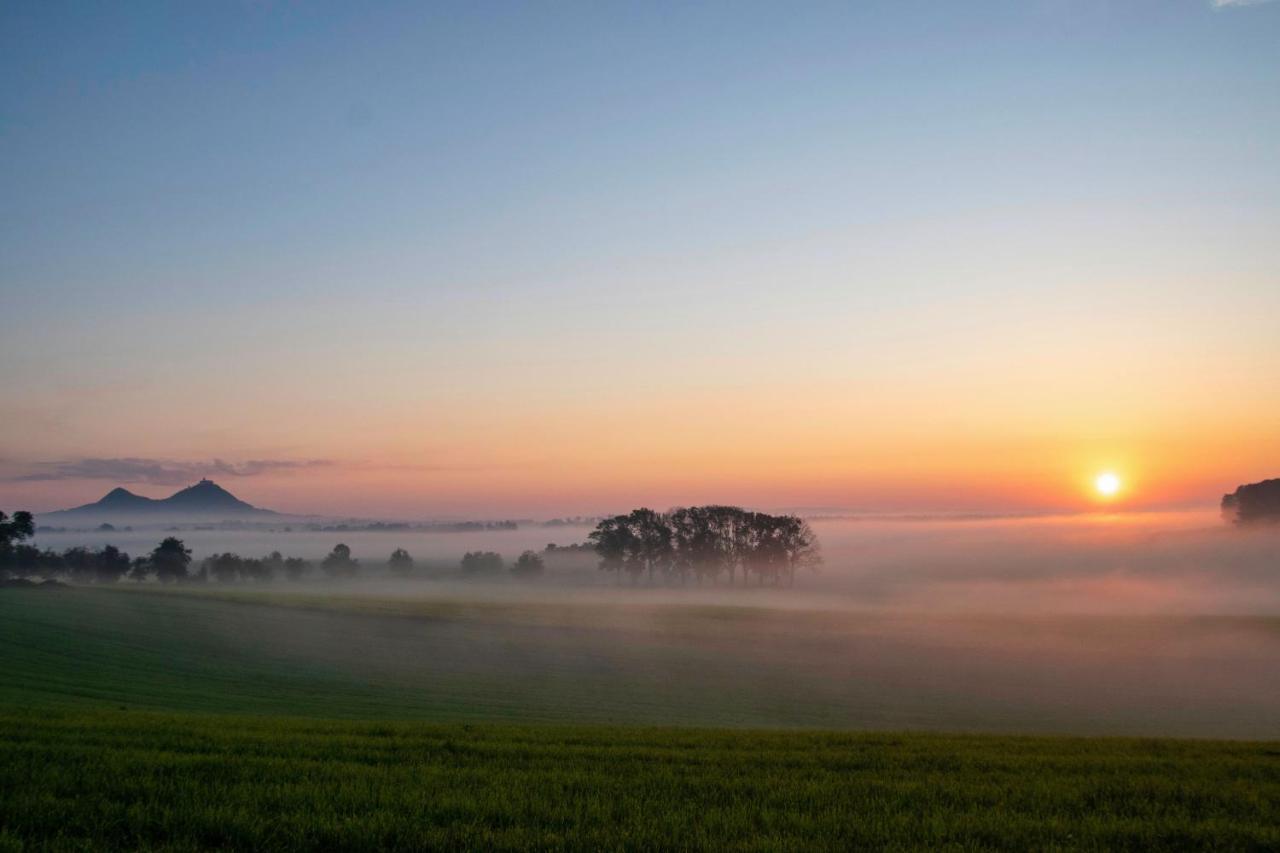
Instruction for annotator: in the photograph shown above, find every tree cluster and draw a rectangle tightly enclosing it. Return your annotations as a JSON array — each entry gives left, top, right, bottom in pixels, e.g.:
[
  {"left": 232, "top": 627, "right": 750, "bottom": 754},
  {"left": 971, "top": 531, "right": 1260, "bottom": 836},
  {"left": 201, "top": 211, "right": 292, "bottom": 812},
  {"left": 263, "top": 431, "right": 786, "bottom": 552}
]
[
  {"left": 203, "top": 551, "right": 312, "bottom": 583},
  {"left": 321, "top": 543, "right": 359, "bottom": 578},
  {"left": 0, "top": 510, "right": 36, "bottom": 577},
  {"left": 589, "top": 506, "right": 819, "bottom": 586},
  {"left": 460, "top": 551, "right": 504, "bottom": 574},
  {"left": 511, "top": 550, "right": 545, "bottom": 578},
  {"left": 0, "top": 533, "right": 191, "bottom": 584},
  {"left": 1, "top": 512, "right": 337, "bottom": 585},
  {"left": 1221, "top": 478, "right": 1280, "bottom": 524},
  {"left": 4, "top": 503, "right": 819, "bottom": 588},
  {"left": 3, "top": 510, "right": 548, "bottom": 584},
  {"left": 388, "top": 548, "right": 414, "bottom": 575},
  {"left": 199, "top": 543, "right": 361, "bottom": 582}
]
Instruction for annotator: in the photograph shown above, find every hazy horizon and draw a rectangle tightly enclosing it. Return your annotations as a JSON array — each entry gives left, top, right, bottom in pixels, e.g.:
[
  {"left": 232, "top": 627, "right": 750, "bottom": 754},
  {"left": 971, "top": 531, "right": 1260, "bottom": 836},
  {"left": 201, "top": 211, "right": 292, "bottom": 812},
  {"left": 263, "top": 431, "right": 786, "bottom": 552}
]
[
  {"left": 16, "top": 509, "right": 1280, "bottom": 739},
  {"left": 19, "top": 476, "right": 1237, "bottom": 521}
]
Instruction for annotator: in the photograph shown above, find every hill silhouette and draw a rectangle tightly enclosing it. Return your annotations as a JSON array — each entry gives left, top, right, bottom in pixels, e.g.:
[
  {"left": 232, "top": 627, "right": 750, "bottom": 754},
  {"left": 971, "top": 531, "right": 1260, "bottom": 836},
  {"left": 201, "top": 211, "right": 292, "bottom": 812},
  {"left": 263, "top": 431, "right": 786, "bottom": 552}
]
[{"left": 46, "top": 479, "right": 273, "bottom": 521}]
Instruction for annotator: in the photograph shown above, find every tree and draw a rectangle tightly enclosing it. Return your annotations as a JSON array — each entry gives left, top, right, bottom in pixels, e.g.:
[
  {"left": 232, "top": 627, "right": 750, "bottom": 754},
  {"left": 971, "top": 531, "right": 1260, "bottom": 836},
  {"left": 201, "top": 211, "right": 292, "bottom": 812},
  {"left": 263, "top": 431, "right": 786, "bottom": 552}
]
[
  {"left": 322, "top": 543, "right": 358, "bottom": 578},
  {"left": 0, "top": 510, "right": 35, "bottom": 577},
  {"left": 128, "top": 556, "right": 152, "bottom": 582},
  {"left": 0, "top": 510, "right": 34, "bottom": 548},
  {"left": 241, "top": 558, "right": 269, "bottom": 583},
  {"left": 62, "top": 546, "right": 97, "bottom": 584},
  {"left": 588, "top": 510, "right": 673, "bottom": 584},
  {"left": 588, "top": 515, "right": 639, "bottom": 583},
  {"left": 262, "top": 551, "right": 285, "bottom": 581},
  {"left": 589, "top": 505, "right": 821, "bottom": 587},
  {"left": 205, "top": 552, "right": 243, "bottom": 584},
  {"left": 711, "top": 505, "right": 752, "bottom": 586},
  {"left": 460, "top": 551, "right": 503, "bottom": 574},
  {"left": 628, "top": 508, "right": 674, "bottom": 584},
  {"left": 388, "top": 548, "right": 415, "bottom": 576},
  {"left": 670, "top": 506, "right": 726, "bottom": 585},
  {"left": 95, "top": 545, "right": 131, "bottom": 584},
  {"left": 6, "top": 545, "right": 47, "bottom": 578},
  {"left": 150, "top": 537, "right": 192, "bottom": 583},
  {"left": 778, "top": 516, "right": 820, "bottom": 586},
  {"left": 1222, "top": 478, "right": 1280, "bottom": 524},
  {"left": 511, "top": 550, "right": 544, "bottom": 578},
  {"left": 283, "top": 557, "right": 311, "bottom": 581},
  {"left": 33, "top": 548, "right": 64, "bottom": 578}
]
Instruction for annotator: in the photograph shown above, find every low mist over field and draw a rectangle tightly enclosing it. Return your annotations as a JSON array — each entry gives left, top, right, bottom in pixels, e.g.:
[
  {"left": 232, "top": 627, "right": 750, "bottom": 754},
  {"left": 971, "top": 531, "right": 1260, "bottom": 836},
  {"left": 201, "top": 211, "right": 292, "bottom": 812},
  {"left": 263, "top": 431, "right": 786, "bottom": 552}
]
[
  {"left": 8, "top": 509, "right": 1279, "bottom": 738},
  {"left": 29, "top": 509, "right": 1280, "bottom": 614}
]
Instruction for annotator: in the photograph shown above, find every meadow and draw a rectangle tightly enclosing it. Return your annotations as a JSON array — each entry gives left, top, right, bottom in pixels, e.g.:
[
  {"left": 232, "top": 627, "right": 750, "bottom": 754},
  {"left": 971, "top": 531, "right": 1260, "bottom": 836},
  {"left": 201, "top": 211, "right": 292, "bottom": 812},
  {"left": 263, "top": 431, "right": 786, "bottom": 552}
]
[
  {"left": 2, "top": 708, "right": 1277, "bottom": 851},
  {"left": 2, "top": 581, "right": 1279, "bottom": 849},
  {"left": 4, "top": 585, "right": 1280, "bottom": 735}
]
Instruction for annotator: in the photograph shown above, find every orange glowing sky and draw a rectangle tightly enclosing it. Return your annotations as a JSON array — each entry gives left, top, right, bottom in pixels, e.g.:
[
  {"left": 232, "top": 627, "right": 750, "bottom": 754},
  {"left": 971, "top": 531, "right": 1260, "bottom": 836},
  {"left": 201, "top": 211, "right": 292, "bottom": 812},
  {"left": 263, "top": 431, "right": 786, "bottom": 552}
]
[{"left": 2, "top": 2, "right": 1279, "bottom": 518}]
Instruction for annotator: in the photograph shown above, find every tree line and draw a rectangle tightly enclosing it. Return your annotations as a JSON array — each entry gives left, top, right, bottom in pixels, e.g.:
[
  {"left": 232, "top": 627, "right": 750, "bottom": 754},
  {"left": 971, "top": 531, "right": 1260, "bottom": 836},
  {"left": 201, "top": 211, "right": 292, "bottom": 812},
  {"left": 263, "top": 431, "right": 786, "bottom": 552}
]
[
  {"left": 4, "top": 505, "right": 820, "bottom": 587},
  {"left": 459, "top": 550, "right": 545, "bottom": 576},
  {"left": 1, "top": 516, "right": 197, "bottom": 583},
  {"left": 2, "top": 511, "right": 548, "bottom": 583},
  {"left": 589, "top": 506, "right": 819, "bottom": 586}
]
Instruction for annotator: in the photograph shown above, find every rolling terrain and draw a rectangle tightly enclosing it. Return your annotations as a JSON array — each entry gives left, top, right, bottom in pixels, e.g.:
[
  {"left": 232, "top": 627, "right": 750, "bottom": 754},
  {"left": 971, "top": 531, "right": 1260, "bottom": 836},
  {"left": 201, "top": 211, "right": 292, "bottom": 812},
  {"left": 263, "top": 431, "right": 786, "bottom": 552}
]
[
  {"left": 2, "top": 586, "right": 1278, "bottom": 850},
  {"left": 4, "top": 586, "right": 1280, "bottom": 734}
]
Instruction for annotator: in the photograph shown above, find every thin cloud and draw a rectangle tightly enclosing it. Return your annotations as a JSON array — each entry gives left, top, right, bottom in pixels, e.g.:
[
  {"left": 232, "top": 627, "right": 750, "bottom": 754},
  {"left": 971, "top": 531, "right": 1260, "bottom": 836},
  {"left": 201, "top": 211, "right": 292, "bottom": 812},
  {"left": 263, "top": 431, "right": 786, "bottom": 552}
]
[
  {"left": 1211, "top": 0, "right": 1277, "bottom": 7},
  {"left": 11, "top": 457, "right": 332, "bottom": 486}
]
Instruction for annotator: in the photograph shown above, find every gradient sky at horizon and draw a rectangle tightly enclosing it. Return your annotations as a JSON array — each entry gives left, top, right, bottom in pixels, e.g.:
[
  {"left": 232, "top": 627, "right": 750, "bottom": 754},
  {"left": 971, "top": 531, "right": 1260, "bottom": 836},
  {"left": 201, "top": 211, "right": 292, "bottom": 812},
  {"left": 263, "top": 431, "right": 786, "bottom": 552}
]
[{"left": 2, "top": 0, "right": 1278, "bottom": 518}]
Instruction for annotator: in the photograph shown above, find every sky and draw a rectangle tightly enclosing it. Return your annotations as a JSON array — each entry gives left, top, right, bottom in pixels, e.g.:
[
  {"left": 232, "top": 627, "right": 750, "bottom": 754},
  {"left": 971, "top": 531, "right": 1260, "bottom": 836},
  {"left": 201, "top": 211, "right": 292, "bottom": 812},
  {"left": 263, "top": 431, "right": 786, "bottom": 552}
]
[{"left": 2, "top": 0, "right": 1278, "bottom": 519}]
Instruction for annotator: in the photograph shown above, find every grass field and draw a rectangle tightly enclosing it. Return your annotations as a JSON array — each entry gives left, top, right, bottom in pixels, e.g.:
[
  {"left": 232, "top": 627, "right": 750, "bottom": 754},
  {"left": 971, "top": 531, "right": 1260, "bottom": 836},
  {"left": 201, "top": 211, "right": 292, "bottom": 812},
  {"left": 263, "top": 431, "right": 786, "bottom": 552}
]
[
  {"left": 1, "top": 708, "right": 1277, "bottom": 851},
  {"left": 2, "top": 586, "right": 1278, "bottom": 849},
  {"left": 5, "top": 586, "right": 1280, "bottom": 735}
]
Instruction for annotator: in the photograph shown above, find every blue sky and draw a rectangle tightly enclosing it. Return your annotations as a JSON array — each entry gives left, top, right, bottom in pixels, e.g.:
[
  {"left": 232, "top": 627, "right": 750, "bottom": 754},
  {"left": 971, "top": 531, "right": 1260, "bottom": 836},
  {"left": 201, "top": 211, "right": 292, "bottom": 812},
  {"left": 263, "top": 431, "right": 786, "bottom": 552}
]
[{"left": 2, "top": 1, "right": 1278, "bottom": 516}]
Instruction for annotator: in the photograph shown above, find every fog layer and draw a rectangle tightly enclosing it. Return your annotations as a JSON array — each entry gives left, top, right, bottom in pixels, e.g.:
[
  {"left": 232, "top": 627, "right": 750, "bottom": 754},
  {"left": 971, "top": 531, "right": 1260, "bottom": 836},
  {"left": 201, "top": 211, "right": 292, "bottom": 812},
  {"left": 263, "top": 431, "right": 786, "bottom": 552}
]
[
  {"left": 21, "top": 509, "right": 1280, "bottom": 737},
  {"left": 33, "top": 509, "right": 1280, "bottom": 615}
]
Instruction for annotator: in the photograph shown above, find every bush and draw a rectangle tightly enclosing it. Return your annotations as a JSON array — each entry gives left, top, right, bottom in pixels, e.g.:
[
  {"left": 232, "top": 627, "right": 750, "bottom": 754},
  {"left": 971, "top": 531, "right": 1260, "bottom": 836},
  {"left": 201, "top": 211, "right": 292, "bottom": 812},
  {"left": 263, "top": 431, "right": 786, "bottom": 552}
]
[
  {"left": 511, "top": 550, "right": 545, "bottom": 578},
  {"left": 460, "top": 551, "right": 504, "bottom": 574}
]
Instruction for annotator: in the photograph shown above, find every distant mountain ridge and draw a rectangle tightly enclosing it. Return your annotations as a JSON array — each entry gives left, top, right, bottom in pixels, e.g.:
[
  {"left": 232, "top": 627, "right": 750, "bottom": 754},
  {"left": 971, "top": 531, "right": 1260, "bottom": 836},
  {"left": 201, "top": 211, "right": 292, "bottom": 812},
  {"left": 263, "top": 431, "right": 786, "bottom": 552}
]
[{"left": 47, "top": 479, "right": 274, "bottom": 520}]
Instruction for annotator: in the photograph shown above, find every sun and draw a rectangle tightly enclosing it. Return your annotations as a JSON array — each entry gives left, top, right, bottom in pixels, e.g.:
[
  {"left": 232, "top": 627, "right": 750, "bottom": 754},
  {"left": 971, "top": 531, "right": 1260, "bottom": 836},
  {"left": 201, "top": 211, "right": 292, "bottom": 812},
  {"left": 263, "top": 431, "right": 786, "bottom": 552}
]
[{"left": 1095, "top": 472, "right": 1121, "bottom": 498}]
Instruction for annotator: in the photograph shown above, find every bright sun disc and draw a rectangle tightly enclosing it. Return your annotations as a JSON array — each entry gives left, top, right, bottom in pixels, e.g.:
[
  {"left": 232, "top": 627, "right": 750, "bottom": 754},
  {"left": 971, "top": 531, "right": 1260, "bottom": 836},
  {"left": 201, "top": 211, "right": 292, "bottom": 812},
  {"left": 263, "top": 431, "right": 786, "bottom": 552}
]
[{"left": 1095, "top": 472, "right": 1121, "bottom": 497}]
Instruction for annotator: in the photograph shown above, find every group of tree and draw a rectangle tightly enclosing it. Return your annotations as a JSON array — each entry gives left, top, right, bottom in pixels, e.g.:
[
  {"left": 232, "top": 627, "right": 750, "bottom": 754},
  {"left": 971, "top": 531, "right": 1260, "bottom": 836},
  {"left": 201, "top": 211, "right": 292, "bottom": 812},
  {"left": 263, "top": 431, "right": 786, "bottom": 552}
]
[
  {"left": 201, "top": 543, "right": 360, "bottom": 583},
  {"left": 0, "top": 529, "right": 194, "bottom": 584},
  {"left": 3, "top": 511, "right": 549, "bottom": 583},
  {"left": 0, "top": 510, "right": 36, "bottom": 577},
  {"left": 511, "top": 550, "right": 545, "bottom": 577},
  {"left": 1221, "top": 478, "right": 1280, "bottom": 524},
  {"left": 460, "top": 550, "right": 504, "bottom": 573},
  {"left": 542, "top": 542, "right": 595, "bottom": 554},
  {"left": 459, "top": 549, "right": 544, "bottom": 577},
  {"left": 6, "top": 503, "right": 820, "bottom": 587},
  {"left": 0, "top": 516, "right": 350, "bottom": 584},
  {"left": 202, "top": 551, "right": 312, "bottom": 583},
  {"left": 588, "top": 506, "right": 819, "bottom": 586},
  {"left": 388, "top": 547, "right": 414, "bottom": 575}
]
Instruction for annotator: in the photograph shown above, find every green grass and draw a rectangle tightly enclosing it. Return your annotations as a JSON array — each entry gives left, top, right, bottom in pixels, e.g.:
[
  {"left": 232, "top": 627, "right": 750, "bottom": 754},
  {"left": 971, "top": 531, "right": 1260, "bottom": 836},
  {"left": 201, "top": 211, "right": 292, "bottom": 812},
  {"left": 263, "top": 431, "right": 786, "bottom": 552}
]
[
  {"left": 6, "top": 586, "right": 1280, "bottom": 736},
  {"left": 1, "top": 708, "right": 1277, "bottom": 851},
  {"left": 2, "top": 587, "right": 1278, "bottom": 849}
]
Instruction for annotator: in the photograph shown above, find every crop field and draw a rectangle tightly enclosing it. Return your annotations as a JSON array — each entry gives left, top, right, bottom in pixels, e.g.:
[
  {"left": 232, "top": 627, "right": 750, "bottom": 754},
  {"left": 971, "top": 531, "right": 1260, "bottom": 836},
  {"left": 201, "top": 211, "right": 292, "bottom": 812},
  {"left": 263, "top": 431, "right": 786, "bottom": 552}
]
[
  {"left": 1, "top": 709, "right": 1278, "bottom": 851},
  {"left": 1, "top": 586, "right": 1279, "bottom": 850}
]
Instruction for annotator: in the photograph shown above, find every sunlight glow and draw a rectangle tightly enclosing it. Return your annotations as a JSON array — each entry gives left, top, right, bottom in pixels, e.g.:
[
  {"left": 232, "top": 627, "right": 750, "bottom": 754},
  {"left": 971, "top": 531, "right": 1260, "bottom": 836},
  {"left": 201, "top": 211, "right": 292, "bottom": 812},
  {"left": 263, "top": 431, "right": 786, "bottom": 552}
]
[{"left": 1095, "top": 472, "right": 1121, "bottom": 498}]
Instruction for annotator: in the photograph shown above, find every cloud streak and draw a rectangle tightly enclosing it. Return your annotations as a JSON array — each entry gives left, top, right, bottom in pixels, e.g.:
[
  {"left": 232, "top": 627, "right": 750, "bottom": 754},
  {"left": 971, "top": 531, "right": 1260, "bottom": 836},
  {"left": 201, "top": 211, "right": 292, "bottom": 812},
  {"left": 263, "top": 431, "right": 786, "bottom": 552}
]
[
  {"left": 11, "top": 457, "right": 332, "bottom": 486},
  {"left": 1211, "top": 0, "right": 1277, "bottom": 8}
]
